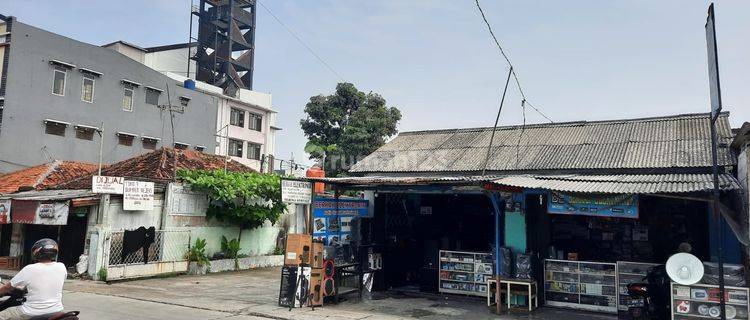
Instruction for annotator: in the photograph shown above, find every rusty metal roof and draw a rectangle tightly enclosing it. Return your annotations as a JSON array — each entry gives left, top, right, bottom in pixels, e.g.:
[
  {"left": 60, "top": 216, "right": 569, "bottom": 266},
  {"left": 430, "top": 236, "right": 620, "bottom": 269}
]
[
  {"left": 350, "top": 112, "right": 734, "bottom": 174},
  {"left": 311, "top": 173, "right": 741, "bottom": 194}
]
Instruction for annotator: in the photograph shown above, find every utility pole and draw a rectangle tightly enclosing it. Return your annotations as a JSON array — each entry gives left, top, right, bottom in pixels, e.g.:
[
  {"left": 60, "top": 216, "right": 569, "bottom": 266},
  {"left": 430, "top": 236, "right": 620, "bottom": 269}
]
[{"left": 97, "top": 122, "right": 104, "bottom": 175}]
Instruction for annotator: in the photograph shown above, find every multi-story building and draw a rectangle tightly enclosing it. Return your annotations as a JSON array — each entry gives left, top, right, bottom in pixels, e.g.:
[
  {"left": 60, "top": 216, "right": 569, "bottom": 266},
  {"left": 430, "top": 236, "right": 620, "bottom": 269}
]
[
  {"left": 103, "top": 41, "right": 279, "bottom": 171},
  {"left": 0, "top": 16, "right": 219, "bottom": 174}
]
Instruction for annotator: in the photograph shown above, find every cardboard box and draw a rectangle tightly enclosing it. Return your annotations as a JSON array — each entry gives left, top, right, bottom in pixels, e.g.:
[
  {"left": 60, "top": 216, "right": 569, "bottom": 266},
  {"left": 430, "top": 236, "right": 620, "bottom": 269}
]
[{"left": 285, "top": 234, "right": 313, "bottom": 266}]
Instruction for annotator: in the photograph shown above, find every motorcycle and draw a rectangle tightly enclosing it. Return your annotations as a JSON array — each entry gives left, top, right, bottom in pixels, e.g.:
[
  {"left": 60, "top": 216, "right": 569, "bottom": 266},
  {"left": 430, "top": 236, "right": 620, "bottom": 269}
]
[
  {"left": 0, "top": 286, "right": 79, "bottom": 320},
  {"left": 627, "top": 265, "right": 671, "bottom": 320}
]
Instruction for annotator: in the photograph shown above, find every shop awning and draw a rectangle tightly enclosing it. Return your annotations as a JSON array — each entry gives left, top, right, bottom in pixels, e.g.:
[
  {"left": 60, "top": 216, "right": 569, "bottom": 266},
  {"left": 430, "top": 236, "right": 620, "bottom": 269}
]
[
  {"left": 313, "top": 173, "right": 741, "bottom": 194},
  {"left": 0, "top": 189, "right": 99, "bottom": 201},
  {"left": 491, "top": 174, "right": 741, "bottom": 194}
]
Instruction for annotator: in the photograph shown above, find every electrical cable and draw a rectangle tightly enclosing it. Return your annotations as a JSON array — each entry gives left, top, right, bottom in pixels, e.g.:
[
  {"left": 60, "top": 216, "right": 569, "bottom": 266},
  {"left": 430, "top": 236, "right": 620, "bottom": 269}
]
[
  {"left": 474, "top": 0, "right": 553, "bottom": 123},
  {"left": 257, "top": 0, "right": 346, "bottom": 82}
]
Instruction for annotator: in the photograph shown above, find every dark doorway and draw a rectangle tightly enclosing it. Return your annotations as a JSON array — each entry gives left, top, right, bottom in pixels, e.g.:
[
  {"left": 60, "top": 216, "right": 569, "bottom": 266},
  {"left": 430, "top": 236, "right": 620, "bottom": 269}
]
[
  {"left": 0, "top": 224, "right": 12, "bottom": 256},
  {"left": 525, "top": 192, "right": 550, "bottom": 300},
  {"left": 58, "top": 207, "right": 89, "bottom": 267}
]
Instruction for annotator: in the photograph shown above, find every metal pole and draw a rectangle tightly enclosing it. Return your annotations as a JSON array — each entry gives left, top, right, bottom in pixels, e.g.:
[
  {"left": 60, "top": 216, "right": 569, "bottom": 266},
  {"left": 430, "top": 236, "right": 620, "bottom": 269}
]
[
  {"left": 481, "top": 67, "right": 513, "bottom": 176},
  {"left": 710, "top": 116, "right": 726, "bottom": 320},
  {"left": 187, "top": 0, "right": 194, "bottom": 78},
  {"left": 97, "top": 122, "right": 104, "bottom": 175}
]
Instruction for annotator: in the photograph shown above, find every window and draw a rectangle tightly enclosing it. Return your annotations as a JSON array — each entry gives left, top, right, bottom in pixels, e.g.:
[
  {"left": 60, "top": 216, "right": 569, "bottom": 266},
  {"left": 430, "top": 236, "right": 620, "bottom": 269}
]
[
  {"left": 230, "top": 108, "right": 245, "bottom": 127},
  {"left": 145, "top": 87, "right": 161, "bottom": 106},
  {"left": 122, "top": 87, "right": 134, "bottom": 111},
  {"left": 142, "top": 137, "right": 160, "bottom": 150},
  {"left": 81, "top": 75, "right": 95, "bottom": 103},
  {"left": 179, "top": 96, "right": 190, "bottom": 107},
  {"left": 228, "top": 139, "right": 243, "bottom": 157},
  {"left": 74, "top": 125, "right": 97, "bottom": 141},
  {"left": 116, "top": 132, "right": 136, "bottom": 146},
  {"left": 248, "top": 113, "right": 262, "bottom": 131},
  {"left": 44, "top": 119, "right": 68, "bottom": 136},
  {"left": 174, "top": 142, "right": 189, "bottom": 150},
  {"left": 247, "top": 143, "right": 261, "bottom": 160},
  {"left": 52, "top": 67, "right": 66, "bottom": 96},
  {"left": 194, "top": 145, "right": 206, "bottom": 152}
]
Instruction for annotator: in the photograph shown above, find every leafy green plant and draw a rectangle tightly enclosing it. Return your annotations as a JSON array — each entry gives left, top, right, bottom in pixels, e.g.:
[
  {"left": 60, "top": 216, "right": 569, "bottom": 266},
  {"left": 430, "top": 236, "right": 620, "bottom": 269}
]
[
  {"left": 177, "top": 169, "right": 286, "bottom": 231},
  {"left": 221, "top": 235, "right": 242, "bottom": 270},
  {"left": 273, "top": 246, "right": 284, "bottom": 256},
  {"left": 97, "top": 267, "right": 108, "bottom": 281},
  {"left": 186, "top": 238, "right": 211, "bottom": 267}
]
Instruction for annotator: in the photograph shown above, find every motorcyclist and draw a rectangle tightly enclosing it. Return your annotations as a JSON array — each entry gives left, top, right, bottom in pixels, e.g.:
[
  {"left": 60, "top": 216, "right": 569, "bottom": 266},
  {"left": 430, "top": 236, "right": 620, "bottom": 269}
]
[{"left": 0, "top": 239, "right": 67, "bottom": 320}]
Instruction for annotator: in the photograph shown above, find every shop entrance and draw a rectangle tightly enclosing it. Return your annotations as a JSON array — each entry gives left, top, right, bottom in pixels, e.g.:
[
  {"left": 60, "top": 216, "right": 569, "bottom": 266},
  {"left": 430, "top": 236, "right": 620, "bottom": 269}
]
[
  {"left": 374, "top": 192, "right": 495, "bottom": 293},
  {"left": 22, "top": 209, "right": 88, "bottom": 268}
]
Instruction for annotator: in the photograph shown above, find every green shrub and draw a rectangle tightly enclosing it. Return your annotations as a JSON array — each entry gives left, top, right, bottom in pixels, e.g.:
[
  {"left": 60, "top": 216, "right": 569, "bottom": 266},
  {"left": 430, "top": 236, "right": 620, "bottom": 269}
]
[
  {"left": 97, "top": 267, "right": 108, "bottom": 281},
  {"left": 186, "top": 238, "right": 211, "bottom": 267}
]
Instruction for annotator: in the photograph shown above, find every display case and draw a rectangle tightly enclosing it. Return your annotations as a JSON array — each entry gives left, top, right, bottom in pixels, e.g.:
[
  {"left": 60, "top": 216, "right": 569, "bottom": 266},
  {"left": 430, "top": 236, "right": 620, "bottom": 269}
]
[
  {"left": 671, "top": 282, "right": 750, "bottom": 319},
  {"left": 438, "top": 250, "right": 493, "bottom": 297},
  {"left": 618, "top": 261, "right": 659, "bottom": 311},
  {"left": 544, "top": 259, "right": 618, "bottom": 313}
]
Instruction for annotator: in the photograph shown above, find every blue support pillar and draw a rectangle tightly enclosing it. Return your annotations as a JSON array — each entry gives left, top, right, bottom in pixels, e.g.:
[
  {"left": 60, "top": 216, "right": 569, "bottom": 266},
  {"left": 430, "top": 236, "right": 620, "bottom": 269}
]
[{"left": 487, "top": 191, "right": 504, "bottom": 276}]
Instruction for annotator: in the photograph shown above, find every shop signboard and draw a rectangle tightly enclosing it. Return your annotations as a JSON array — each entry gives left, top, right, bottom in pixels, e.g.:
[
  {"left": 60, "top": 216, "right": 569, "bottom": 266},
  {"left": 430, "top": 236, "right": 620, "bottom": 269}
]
[
  {"left": 0, "top": 200, "right": 10, "bottom": 224},
  {"left": 35, "top": 202, "right": 69, "bottom": 225},
  {"left": 92, "top": 176, "right": 124, "bottom": 194},
  {"left": 312, "top": 197, "right": 369, "bottom": 245},
  {"left": 281, "top": 179, "right": 312, "bottom": 204},
  {"left": 123, "top": 180, "right": 155, "bottom": 211},
  {"left": 547, "top": 191, "right": 638, "bottom": 219}
]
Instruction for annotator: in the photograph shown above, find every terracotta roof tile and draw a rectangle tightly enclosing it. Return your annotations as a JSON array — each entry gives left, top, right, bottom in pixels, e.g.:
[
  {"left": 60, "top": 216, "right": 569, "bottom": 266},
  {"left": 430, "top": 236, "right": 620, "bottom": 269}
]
[
  {"left": 0, "top": 161, "right": 100, "bottom": 194},
  {"left": 53, "top": 148, "right": 254, "bottom": 190}
]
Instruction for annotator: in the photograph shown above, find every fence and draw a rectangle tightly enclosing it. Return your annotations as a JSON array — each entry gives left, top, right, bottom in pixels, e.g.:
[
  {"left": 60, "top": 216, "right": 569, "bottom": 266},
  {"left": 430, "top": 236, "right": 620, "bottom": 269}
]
[{"left": 104, "top": 230, "right": 191, "bottom": 280}]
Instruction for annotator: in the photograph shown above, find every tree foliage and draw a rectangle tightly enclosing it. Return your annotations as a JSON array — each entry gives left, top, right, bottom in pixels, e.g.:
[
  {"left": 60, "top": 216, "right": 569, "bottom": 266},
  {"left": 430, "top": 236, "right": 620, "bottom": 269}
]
[
  {"left": 300, "top": 82, "right": 401, "bottom": 176},
  {"left": 177, "top": 169, "right": 286, "bottom": 230}
]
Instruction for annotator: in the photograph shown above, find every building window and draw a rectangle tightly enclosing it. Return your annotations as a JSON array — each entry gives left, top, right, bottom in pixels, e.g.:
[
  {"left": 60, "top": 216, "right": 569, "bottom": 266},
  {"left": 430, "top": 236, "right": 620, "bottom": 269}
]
[
  {"left": 116, "top": 132, "right": 136, "bottom": 146},
  {"left": 43, "top": 119, "right": 69, "bottom": 136},
  {"left": 122, "top": 86, "right": 134, "bottom": 112},
  {"left": 247, "top": 143, "right": 261, "bottom": 160},
  {"left": 179, "top": 96, "right": 190, "bottom": 107},
  {"left": 81, "top": 75, "right": 95, "bottom": 103},
  {"left": 230, "top": 108, "right": 245, "bottom": 127},
  {"left": 52, "top": 67, "right": 66, "bottom": 96},
  {"left": 142, "top": 136, "right": 160, "bottom": 150},
  {"left": 228, "top": 139, "right": 243, "bottom": 157},
  {"left": 74, "top": 125, "right": 97, "bottom": 141},
  {"left": 145, "top": 87, "right": 161, "bottom": 106},
  {"left": 194, "top": 145, "right": 206, "bottom": 152},
  {"left": 248, "top": 113, "right": 262, "bottom": 131},
  {"left": 174, "top": 142, "right": 189, "bottom": 150}
]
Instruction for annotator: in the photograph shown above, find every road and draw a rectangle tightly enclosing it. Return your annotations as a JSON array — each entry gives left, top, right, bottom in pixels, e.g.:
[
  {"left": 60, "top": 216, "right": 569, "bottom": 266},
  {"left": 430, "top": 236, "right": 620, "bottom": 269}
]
[{"left": 63, "top": 291, "right": 270, "bottom": 320}]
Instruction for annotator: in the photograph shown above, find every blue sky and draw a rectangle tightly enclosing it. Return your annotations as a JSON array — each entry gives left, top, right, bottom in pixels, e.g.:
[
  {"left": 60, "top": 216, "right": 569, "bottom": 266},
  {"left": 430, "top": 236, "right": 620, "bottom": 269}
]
[{"left": 3, "top": 1, "right": 749, "bottom": 165}]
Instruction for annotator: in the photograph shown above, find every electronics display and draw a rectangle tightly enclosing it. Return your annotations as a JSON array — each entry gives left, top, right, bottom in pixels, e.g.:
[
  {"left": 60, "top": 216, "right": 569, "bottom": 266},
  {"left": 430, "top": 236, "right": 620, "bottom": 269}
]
[
  {"left": 544, "top": 259, "right": 618, "bottom": 313},
  {"left": 438, "top": 250, "right": 493, "bottom": 297},
  {"left": 618, "top": 261, "right": 659, "bottom": 311},
  {"left": 671, "top": 282, "right": 750, "bottom": 319}
]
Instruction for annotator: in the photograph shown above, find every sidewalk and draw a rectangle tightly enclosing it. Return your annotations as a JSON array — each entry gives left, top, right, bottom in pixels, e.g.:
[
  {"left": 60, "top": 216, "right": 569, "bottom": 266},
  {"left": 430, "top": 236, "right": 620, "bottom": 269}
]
[{"left": 62, "top": 267, "right": 617, "bottom": 320}]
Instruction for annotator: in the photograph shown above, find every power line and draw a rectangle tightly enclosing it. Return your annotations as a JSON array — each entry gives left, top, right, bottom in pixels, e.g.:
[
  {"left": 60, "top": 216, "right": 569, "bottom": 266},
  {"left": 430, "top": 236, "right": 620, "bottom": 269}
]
[
  {"left": 257, "top": 0, "right": 346, "bottom": 82},
  {"left": 474, "top": 0, "right": 554, "bottom": 123}
]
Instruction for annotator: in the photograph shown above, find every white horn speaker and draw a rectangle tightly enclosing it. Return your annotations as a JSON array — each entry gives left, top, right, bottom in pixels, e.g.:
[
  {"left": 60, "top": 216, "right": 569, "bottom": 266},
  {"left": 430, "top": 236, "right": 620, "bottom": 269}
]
[{"left": 666, "top": 253, "right": 705, "bottom": 285}]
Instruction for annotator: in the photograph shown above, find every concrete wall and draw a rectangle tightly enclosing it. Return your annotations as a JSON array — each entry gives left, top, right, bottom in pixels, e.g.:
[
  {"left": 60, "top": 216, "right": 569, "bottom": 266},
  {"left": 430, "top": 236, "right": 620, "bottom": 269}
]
[
  {"left": 102, "top": 42, "right": 145, "bottom": 63},
  {"left": 0, "top": 18, "right": 219, "bottom": 173},
  {"left": 144, "top": 47, "right": 195, "bottom": 79}
]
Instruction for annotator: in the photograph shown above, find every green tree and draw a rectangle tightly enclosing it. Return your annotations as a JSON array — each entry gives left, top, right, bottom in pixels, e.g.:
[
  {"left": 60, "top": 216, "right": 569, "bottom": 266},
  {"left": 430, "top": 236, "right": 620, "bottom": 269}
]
[{"left": 300, "top": 83, "right": 401, "bottom": 176}]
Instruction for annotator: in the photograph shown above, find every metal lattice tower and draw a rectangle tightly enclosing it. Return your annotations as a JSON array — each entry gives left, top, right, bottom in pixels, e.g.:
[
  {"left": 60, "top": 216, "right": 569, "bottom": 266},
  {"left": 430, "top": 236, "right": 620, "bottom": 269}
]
[{"left": 190, "top": 0, "right": 256, "bottom": 96}]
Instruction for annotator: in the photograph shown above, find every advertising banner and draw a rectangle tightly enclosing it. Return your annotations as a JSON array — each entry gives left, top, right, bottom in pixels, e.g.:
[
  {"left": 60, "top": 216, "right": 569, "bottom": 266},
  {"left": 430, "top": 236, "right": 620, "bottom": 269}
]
[
  {"left": 312, "top": 197, "right": 368, "bottom": 245},
  {"left": 92, "top": 176, "right": 124, "bottom": 194},
  {"left": 123, "top": 180, "right": 155, "bottom": 211},
  {"left": 0, "top": 200, "right": 10, "bottom": 224},
  {"left": 548, "top": 191, "right": 638, "bottom": 219},
  {"left": 281, "top": 179, "right": 312, "bottom": 204},
  {"left": 34, "top": 202, "right": 69, "bottom": 225}
]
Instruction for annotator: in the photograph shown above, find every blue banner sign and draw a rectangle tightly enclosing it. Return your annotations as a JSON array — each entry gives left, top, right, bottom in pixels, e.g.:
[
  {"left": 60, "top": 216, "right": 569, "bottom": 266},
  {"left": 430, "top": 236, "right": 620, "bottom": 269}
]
[
  {"left": 547, "top": 191, "right": 638, "bottom": 219},
  {"left": 312, "top": 197, "right": 369, "bottom": 245}
]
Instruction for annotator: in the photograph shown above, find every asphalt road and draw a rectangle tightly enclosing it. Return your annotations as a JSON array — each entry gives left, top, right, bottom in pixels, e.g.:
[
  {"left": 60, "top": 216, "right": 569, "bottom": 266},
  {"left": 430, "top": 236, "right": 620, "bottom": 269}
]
[{"left": 63, "top": 291, "right": 270, "bottom": 320}]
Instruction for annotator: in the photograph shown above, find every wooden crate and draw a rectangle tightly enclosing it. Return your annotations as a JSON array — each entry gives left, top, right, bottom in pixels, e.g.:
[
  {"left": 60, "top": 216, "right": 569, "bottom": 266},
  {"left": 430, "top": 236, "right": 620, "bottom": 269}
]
[{"left": 0, "top": 257, "right": 20, "bottom": 270}]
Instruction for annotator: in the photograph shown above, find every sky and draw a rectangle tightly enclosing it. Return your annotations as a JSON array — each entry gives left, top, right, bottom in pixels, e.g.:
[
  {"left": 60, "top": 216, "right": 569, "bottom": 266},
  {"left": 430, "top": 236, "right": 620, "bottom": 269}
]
[{"left": 2, "top": 1, "right": 749, "bottom": 166}]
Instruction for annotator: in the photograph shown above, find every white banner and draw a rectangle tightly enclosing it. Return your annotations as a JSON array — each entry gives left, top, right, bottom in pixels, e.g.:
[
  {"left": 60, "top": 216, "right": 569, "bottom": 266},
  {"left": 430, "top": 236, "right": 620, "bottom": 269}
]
[
  {"left": 92, "top": 176, "right": 124, "bottom": 194},
  {"left": 123, "top": 180, "right": 155, "bottom": 211},
  {"left": 0, "top": 200, "right": 10, "bottom": 224},
  {"left": 281, "top": 179, "right": 312, "bottom": 204},
  {"left": 35, "top": 202, "right": 68, "bottom": 225}
]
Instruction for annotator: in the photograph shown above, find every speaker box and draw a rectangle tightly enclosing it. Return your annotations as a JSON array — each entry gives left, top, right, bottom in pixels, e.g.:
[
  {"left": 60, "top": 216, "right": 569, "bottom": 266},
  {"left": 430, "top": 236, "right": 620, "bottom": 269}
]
[
  {"left": 312, "top": 242, "right": 324, "bottom": 269},
  {"left": 323, "top": 277, "right": 336, "bottom": 297},
  {"left": 323, "top": 259, "right": 335, "bottom": 278},
  {"left": 285, "top": 234, "right": 312, "bottom": 266},
  {"left": 309, "top": 268, "right": 323, "bottom": 307}
]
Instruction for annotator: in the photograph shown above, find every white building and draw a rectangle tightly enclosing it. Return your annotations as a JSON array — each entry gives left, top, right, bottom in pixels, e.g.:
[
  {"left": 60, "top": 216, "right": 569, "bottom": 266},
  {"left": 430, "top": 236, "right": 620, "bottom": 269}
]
[{"left": 103, "top": 41, "right": 279, "bottom": 172}]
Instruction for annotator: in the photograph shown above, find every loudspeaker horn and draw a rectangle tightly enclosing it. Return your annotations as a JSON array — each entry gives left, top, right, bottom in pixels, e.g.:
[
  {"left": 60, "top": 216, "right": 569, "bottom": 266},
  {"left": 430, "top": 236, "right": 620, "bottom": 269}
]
[{"left": 666, "top": 253, "right": 705, "bottom": 285}]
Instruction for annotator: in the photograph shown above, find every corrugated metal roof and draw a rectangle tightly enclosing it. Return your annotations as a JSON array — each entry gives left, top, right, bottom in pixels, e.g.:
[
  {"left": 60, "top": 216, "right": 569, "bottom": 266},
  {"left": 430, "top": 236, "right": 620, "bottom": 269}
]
[
  {"left": 351, "top": 113, "right": 735, "bottom": 173},
  {"left": 311, "top": 173, "right": 741, "bottom": 194},
  {"left": 0, "top": 189, "right": 98, "bottom": 201}
]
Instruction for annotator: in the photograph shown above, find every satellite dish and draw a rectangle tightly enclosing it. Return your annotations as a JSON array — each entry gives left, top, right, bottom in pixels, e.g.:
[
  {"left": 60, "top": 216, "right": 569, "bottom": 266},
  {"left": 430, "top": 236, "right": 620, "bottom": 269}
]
[{"left": 666, "top": 253, "right": 705, "bottom": 285}]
